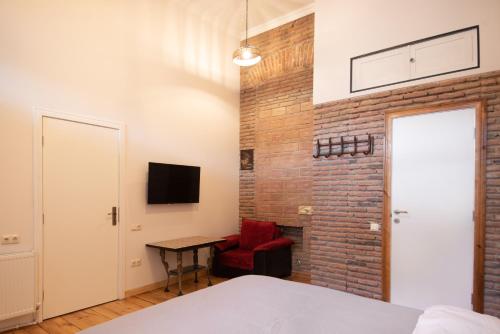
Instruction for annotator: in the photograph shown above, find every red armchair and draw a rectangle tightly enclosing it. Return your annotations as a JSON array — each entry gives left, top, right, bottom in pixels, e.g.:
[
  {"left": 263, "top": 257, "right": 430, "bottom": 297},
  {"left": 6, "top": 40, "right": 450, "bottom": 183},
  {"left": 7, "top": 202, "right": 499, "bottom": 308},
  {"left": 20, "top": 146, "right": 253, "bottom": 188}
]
[{"left": 213, "top": 219, "right": 294, "bottom": 278}]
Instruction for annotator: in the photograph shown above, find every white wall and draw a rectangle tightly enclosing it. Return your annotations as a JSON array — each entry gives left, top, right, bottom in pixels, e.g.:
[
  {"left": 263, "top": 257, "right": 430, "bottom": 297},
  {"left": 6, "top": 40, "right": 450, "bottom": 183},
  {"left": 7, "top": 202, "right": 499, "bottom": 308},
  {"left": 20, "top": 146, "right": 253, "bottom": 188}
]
[
  {"left": 0, "top": 0, "right": 240, "bottom": 298},
  {"left": 313, "top": 0, "right": 500, "bottom": 104}
]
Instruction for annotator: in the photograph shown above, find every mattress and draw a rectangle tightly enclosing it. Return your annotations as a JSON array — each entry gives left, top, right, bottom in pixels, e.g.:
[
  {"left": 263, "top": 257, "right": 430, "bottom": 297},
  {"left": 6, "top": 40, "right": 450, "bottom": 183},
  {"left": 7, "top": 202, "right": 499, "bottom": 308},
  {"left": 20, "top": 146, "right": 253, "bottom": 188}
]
[{"left": 81, "top": 275, "right": 422, "bottom": 334}]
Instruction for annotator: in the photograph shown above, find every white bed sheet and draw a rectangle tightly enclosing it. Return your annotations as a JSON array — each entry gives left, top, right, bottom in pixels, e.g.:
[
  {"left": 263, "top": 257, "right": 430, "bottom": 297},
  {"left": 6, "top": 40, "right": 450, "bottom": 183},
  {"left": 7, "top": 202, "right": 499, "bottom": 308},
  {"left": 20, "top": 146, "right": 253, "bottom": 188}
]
[
  {"left": 413, "top": 305, "right": 500, "bottom": 334},
  {"left": 82, "top": 275, "right": 421, "bottom": 334}
]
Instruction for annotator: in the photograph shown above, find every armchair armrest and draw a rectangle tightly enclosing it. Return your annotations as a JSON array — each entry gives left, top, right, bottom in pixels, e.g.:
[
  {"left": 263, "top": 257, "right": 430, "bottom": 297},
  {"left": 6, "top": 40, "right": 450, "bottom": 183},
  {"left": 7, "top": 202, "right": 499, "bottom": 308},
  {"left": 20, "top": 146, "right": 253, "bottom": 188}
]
[
  {"left": 254, "top": 237, "right": 293, "bottom": 252},
  {"left": 215, "top": 234, "right": 240, "bottom": 252}
]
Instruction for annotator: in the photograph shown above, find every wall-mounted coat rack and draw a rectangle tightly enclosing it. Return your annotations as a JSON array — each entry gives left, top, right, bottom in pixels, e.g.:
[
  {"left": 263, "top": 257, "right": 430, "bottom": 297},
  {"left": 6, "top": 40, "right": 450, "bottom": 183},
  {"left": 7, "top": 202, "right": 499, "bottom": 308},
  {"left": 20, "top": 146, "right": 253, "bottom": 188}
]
[{"left": 313, "top": 134, "right": 374, "bottom": 158}]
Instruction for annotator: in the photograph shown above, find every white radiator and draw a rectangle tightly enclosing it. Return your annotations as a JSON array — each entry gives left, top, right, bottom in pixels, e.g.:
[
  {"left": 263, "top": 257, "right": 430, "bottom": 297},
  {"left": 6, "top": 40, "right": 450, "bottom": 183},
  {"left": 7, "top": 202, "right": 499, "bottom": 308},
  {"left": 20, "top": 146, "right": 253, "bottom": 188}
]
[{"left": 0, "top": 252, "right": 36, "bottom": 321}]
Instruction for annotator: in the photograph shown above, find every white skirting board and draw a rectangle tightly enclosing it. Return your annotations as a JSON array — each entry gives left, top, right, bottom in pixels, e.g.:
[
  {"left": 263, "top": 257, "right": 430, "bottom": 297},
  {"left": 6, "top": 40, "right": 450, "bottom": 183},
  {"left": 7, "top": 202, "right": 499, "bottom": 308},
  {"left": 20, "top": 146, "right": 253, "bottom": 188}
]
[{"left": 0, "top": 252, "right": 36, "bottom": 322}]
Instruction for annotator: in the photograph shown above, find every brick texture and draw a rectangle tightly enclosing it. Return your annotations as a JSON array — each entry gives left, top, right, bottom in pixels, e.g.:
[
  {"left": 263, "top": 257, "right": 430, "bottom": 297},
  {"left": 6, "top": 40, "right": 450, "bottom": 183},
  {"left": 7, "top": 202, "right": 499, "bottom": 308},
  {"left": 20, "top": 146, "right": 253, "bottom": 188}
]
[
  {"left": 312, "top": 71, "right": 500, "bottom": 317},
  {"left": 239, "top": 14, "right": 314, "bottom": 273},
  {"left": 238, "top": 12, "right": 500, "bottom": 317}
]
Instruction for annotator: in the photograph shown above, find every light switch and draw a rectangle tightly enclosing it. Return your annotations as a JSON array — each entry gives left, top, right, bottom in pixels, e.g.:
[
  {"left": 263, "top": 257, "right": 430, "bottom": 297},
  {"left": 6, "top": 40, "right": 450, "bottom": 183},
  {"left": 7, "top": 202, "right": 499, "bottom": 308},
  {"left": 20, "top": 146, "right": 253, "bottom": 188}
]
[
  {"left": 298, "top": 206, "right": 313, "bottom": 215},
  {"left": 369, "top": 223, "right": 380, "bottom": 231}
]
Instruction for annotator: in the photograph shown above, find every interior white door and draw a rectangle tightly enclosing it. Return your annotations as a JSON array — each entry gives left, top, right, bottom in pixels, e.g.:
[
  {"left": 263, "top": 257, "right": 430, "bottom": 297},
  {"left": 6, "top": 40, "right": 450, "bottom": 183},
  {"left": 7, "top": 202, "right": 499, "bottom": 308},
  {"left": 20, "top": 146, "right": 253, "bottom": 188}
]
[
  {"left": 43, "top": 117, "right": 119, "bottom": 319},
  {"left": 390, "top": 108, "right": 475, "bottom": 310}
]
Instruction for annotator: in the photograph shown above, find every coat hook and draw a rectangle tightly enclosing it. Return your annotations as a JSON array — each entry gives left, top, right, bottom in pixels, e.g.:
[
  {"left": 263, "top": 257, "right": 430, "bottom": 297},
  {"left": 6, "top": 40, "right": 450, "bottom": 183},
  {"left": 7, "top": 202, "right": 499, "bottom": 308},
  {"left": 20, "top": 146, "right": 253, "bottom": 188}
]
[
  {"left": 337, "top": 136, "right": 344, "bottom": 157},
  {"left": 325, "top": 137, "right": 332, "bottom": 158},
  {"left": 364, "top": 135, "right": 373, "bottom": 155},
  {"left": 351, "top": 136, "right": 358, "bottom": 156},
  {"left": 313, "top": 139, "right": 320, "bottom": 158}
]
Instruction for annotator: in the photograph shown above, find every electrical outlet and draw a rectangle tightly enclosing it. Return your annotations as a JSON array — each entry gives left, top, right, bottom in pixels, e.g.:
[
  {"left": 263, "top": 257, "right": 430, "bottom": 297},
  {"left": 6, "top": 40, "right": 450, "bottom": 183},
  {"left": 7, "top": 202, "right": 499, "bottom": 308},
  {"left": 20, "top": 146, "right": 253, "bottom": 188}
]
[
  {"left": 369, "top": 222, "right": 380, "bottom": 231},
  {"left": 1, "top": 234, "right": 20, "bottom": 245},
  {"left": 131, "top": 224, "right": 142, "bottom": 231},
  {"left": 298, "top": 206, "right": 313, "bottom": 215},
  {"left": 131, "top": 259, "right": 142, "bottom": 267},
  {"left": 1, "top": 235, "right": 11, "bottom": 245}
]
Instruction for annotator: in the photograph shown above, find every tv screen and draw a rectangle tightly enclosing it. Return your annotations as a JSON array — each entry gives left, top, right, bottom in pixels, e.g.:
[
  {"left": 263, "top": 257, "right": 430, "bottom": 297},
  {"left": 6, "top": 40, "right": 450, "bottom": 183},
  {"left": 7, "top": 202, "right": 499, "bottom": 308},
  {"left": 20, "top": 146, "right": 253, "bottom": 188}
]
[{"left": 147, "top": 162, "right": 200, "bottom": 204}]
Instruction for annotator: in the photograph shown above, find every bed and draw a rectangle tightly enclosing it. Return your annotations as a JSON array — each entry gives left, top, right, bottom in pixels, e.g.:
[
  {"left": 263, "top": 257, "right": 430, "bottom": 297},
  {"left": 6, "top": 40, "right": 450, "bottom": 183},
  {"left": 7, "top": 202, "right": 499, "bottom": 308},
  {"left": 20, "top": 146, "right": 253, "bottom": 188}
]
[{"left": 81, "top": 275, "right": 421, "bottom": 334}]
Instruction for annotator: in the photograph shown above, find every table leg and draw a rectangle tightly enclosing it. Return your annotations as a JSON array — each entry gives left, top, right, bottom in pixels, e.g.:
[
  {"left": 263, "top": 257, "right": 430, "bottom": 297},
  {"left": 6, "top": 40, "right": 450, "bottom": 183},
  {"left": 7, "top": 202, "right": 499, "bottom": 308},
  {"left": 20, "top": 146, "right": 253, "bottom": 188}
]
[
  {"left": 207, "top": 245, "right": 214, "bottom": 287},
  {"left": 193, "top": 248, "right": 199, "bottom": 283},
  {"left": 160, "top": 249, "right": 170, "bottom": 292},
  {"left": 177, "top": 252, "right": 183, "bottom": 296}
]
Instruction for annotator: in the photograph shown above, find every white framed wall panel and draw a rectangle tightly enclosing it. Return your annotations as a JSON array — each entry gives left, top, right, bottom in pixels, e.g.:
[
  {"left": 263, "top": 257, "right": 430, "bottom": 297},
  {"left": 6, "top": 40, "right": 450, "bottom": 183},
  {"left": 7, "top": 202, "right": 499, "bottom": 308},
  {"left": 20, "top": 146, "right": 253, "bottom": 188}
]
[
  {"left": 350, "top": 26, "right": 479, "bottom": 94},
  {"left": 411, "top": 29, "right": 478, "bottom": 79},
  {"left": 352, "top": 46, "right": 411, "bottom": 94}
]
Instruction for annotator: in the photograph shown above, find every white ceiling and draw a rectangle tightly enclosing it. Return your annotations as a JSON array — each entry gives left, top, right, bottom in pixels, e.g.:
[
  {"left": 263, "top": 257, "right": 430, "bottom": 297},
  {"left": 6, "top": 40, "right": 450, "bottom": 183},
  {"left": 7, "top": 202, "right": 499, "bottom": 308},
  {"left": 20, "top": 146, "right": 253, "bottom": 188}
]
[
  {"left": 168, "top": 0, "right": 314, "bottom": 36},
  {"left": 245, "top": 0, "right": 314, "bottom": 28}
]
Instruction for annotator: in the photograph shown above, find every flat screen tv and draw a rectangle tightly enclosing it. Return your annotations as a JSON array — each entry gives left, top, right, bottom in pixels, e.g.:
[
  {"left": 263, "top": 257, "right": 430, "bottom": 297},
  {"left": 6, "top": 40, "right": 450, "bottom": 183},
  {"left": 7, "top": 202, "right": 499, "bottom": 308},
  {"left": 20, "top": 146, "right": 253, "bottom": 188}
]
[{"left": 147, "top": 162, "right": 200, "bottom": 204}]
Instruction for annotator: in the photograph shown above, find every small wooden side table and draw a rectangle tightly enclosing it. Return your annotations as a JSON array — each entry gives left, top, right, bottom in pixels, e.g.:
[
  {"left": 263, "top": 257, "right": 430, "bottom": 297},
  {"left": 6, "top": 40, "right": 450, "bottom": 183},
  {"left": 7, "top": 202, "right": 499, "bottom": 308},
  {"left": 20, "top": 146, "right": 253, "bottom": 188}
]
[{"left": 146, "top": 236, "right": 224, "bottom": 296}]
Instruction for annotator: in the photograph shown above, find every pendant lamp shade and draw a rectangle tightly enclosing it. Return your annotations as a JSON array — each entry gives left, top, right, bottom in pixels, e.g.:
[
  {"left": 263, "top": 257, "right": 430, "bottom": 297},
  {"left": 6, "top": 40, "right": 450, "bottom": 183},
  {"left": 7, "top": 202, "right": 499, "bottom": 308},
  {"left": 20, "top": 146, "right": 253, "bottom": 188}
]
[
  {"left": 233, "top": 0, "right": 261, "bottom": 67},
  {"left": 233, "top": 46, "right": 262, "bottom": 67}
]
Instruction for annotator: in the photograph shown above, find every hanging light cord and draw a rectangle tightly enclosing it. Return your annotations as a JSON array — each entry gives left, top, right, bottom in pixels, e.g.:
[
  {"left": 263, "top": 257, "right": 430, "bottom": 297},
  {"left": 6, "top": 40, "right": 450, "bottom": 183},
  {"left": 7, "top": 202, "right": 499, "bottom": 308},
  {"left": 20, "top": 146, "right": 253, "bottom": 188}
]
[{"left": 245, "top": 0, "right": 249, "bottom": 46}]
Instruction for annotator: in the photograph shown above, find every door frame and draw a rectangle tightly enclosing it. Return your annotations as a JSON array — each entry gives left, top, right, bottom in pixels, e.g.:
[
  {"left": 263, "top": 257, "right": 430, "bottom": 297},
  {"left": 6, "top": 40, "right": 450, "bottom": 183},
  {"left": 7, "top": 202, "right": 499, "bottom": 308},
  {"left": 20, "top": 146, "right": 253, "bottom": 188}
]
[
  {"left": 33, "top": 107, "right": 126, "bottom": 322},
  {"left": 382, "top": 100, "right": 486, "bottom": 312}
]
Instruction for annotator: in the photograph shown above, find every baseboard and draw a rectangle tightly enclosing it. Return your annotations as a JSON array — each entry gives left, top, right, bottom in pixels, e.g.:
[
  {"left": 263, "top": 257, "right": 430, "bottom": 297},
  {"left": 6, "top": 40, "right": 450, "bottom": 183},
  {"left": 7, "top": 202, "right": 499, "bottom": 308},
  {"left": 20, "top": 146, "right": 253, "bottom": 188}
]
[
  {"left": 125, "top": 271, "right": 208, "bottom": 298},
  {"left": 126, "top": 271, "right": 310, "bottom": 298}
]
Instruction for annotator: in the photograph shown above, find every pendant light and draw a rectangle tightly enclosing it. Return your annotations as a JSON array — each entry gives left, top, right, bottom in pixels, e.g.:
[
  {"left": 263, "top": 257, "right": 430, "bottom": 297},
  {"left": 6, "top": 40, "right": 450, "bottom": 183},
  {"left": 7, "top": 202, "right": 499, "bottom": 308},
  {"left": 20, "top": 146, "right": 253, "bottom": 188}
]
[{"left": 233, "top": 0, "right": 262, "bottom": 67}]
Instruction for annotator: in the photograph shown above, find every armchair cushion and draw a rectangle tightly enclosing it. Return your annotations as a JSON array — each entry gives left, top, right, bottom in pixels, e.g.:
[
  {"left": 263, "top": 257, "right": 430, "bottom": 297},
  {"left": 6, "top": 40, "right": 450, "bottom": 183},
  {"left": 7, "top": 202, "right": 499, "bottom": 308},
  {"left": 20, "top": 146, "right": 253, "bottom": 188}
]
[
  {"left": 215, "top": 234, "right": 239, "bottom": 252},
  {"left": 254, "top": 237, "right": 294, "bottom": 252},
  {"left": 240, "top": 219, "right": 276, "bottom": 251},
  {"left": 217, "top": 249, "right": 253, "bottom": 271}
]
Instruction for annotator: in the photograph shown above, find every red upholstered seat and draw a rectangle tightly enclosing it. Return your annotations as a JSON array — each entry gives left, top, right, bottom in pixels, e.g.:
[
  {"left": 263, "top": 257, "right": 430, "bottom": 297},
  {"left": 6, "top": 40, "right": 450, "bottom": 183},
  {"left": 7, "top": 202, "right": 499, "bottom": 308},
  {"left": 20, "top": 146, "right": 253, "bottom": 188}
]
[
  {"left": 213, "top": 219, "right": 294, "bottom": 278},
  {"left": 240, "top": 218, "right": 277, "bottom": 250},
  {"left": 217, "top": 249, "right": 254, "bottom": 270}
]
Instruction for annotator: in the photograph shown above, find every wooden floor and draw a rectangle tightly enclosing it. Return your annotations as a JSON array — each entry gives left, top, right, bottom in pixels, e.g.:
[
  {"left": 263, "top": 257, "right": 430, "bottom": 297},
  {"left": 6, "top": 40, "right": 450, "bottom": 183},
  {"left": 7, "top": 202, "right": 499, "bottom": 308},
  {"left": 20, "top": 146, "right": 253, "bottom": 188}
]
[{"left": 7, "top": 274, "right": 309, "bottom": 334}]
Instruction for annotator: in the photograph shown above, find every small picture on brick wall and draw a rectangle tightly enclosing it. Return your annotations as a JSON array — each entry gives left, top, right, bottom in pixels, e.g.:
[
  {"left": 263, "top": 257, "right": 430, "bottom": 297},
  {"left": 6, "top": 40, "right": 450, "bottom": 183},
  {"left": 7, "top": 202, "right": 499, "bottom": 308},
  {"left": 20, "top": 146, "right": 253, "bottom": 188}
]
[{"left": 240, "top": 149, "right": 254, "bottom": 170}]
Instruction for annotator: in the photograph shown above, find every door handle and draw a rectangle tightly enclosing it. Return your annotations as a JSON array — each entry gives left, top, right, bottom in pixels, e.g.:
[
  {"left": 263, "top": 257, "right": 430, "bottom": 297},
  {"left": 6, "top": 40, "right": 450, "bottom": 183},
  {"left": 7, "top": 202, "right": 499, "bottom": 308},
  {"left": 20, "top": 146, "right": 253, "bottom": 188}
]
[
  {"left": 108, "top": 206, "right": 118, "bottom": 226},
  {"left": 393, "top": 209, "right": 408, "bottom": 215}
]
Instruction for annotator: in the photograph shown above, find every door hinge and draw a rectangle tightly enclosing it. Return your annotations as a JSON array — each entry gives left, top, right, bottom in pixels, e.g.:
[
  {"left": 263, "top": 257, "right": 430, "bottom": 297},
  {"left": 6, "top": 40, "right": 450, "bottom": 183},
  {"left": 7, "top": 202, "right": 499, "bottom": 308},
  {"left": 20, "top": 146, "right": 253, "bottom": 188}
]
[
  {"left": 42, "top": 136, "right": 44, "bottom": 146},
  {"left": 42, "top": 290, "right": 45, "bottom": 302},
  {"left": 42, "top": 213, "right": 45, "bottom": 225}
]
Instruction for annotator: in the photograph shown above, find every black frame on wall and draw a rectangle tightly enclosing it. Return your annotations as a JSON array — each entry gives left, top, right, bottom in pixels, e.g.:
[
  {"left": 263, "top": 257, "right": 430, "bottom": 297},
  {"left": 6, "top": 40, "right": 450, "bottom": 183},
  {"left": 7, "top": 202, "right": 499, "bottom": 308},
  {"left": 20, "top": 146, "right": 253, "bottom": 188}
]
[{"left": 349, "top": 25, "right": 480, "bottom": 94}]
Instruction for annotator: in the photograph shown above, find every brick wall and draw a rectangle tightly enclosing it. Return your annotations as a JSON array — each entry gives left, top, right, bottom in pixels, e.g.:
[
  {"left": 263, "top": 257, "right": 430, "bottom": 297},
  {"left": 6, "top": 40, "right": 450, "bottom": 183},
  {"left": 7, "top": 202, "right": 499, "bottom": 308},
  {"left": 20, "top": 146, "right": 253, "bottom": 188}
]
[
  {"left": 239, "top": 14, "right": 314, "bottom": 273},
  {"left": 238, "top": 12, "right": 500, "bottom": 316},
  {"left": 312, "top": 71, "right": 500, "bottom": 316}
]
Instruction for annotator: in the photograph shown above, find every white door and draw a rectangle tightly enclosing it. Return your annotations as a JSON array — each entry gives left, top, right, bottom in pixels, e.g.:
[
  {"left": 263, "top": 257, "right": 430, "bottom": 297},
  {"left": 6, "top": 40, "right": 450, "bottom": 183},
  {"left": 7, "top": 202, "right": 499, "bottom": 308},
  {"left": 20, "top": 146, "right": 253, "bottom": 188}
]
[
  {"left": 390, "top": 108, "right": 475, "bottom": 310},
  {"left": 43, "top": 117, "right": 120, "bottom": 319}
]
